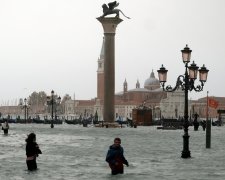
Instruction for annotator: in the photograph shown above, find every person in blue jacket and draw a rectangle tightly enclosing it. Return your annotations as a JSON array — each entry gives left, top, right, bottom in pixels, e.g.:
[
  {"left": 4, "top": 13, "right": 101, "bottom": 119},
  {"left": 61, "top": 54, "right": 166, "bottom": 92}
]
[{"left": 106, "top": 137, "right": 129, "bottom": 175}]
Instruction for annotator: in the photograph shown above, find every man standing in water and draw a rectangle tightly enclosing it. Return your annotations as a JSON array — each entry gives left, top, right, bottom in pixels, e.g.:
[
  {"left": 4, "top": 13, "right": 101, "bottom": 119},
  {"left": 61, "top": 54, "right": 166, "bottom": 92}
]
[{"left": 106, "top": 137, "right": 129, "bottom": 175}]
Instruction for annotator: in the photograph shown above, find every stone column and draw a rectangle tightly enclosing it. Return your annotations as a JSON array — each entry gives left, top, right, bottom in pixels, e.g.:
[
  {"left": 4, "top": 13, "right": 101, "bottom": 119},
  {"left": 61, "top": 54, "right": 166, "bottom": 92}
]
[{"left": 97, "top": 17, "right": 123, "bottom": 123}]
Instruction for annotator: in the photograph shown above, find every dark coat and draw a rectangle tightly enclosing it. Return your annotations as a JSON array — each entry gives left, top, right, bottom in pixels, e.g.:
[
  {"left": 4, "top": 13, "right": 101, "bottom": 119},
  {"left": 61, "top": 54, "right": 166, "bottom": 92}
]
[
  {"left": 106, "top": 145, "right": 128, "bottom": 174},
  {"left": 26, "top": 142, "right": 42, "bottom": 171},
  {"left": 26, "top": 142, "right": 42, "bottom": 158}
]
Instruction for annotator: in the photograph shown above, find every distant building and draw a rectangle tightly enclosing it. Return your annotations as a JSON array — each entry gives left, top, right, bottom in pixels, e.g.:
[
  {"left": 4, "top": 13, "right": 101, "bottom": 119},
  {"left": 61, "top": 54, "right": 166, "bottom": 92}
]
[
  {"left": 191, "top": 97, "right": 225, "bottom": 119},
  {"left": 2, "top": 39, "right": 225, "bottom": 121},
  {"left": 65, "top": 38, "right": 168, "bottom": 120},
  {"left": 160, "top": 88, "right": 189, "bottom": 119},
  {"left": 66, "top": 38, "right": 225, "bottom": 121}
]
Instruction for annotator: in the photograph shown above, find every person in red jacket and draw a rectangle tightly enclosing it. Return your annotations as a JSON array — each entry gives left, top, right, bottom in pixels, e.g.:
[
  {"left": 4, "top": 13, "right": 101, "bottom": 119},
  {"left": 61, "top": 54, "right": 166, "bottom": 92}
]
[
  {"left": 25, "top": 133, "right": 42, "bottom": 171},
  {"left": 106, "top": 137, "right": 129, "bottom": 175}
]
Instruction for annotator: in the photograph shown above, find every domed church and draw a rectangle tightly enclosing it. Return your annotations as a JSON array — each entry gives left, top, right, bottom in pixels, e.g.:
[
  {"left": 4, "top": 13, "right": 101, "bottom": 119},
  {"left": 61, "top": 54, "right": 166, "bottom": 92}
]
[
  {"left": 144, "top": 70, "right": 160, "bottom": 90},
  {"left": 114, "top": 70, "right": 164, "bottom": 102}
]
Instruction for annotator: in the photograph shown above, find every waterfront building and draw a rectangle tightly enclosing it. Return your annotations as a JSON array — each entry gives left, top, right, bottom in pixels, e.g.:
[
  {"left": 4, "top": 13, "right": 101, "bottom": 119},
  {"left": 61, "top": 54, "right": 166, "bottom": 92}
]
[{"left": 1, "top": 39, "right": 225, "bottom": 121}]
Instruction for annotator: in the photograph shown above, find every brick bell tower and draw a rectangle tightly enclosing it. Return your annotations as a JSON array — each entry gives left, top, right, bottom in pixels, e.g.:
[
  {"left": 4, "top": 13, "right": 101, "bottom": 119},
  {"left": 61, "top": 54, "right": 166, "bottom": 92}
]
[{"left": 97, "top": 37, "right": 105, "bottom": 100}]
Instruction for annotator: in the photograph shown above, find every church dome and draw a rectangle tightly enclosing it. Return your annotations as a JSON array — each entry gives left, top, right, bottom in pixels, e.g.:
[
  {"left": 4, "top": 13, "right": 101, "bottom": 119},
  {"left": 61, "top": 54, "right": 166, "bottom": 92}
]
[{"left": 144, "top": 71, "right": 160, "bottom": 90}]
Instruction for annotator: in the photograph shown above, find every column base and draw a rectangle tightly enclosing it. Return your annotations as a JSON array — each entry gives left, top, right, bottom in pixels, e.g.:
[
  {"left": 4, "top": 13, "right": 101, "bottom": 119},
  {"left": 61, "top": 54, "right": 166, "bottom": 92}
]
[
  {"left": 181, "top": 150, "right": 191, "bottom": 158},
  {"left": 95, "top": 122, "right": 121, "bottom": 128}
]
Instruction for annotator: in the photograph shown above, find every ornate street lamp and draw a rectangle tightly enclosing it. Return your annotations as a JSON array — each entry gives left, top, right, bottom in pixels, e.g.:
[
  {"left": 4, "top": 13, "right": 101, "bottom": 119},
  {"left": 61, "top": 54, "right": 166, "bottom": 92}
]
[
  {"left": 20, "top": 98, "right": 30, "bottom": 123},
  {"left": 47, "top": 90, "right": 61, "bottom": 128},
  {"left": 46, "top": 90, "right": 55, "bottom": 128},
  {"left": 157, "top": 45, "right": 209, "bottom": 158},
  {"left": 24, "top": 98, "right": 28, "bottom": 123},
  {"left": 55, "top": 96, "right": 61, "bottom": 120},
  {"left": 50, "top": 90, "right": 54, "bottom": 128}
]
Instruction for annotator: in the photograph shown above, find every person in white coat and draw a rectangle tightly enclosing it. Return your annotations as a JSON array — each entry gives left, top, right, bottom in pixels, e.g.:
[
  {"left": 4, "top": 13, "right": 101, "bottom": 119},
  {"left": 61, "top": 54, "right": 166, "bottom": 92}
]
[{"left": 2, "top": 121, "right": 9, "bottom": 135}]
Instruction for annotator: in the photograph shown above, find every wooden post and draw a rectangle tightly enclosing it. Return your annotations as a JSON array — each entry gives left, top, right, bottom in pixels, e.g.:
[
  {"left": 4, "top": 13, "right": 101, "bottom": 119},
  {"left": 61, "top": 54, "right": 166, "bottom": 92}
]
[{"left": 206, "top": 91, "right": 211, "bottom": 148}]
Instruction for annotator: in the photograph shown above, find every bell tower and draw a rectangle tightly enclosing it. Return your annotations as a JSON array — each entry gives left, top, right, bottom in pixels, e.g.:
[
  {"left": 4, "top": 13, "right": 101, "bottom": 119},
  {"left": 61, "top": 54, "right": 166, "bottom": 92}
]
[
  {"left": 136, "top": 79, "right": 140, "bottom": 89},
  {"left": 97, "top": 37, "right": 105, "bottom": 100},
  {"left": 123, "top": 79, "right": 128, "bottom": 93}
]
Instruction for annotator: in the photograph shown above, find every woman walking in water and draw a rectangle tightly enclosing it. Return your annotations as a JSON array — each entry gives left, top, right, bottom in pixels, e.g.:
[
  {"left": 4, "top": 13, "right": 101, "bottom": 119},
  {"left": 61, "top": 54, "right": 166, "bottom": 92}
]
[{"left": 25, "top": 133, "right": 42, "bottom": 171}]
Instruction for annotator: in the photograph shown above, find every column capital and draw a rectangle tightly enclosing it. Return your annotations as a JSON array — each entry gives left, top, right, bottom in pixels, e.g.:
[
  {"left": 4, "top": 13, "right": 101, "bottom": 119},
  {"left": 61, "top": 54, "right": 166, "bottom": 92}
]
[{"left": 97, "top": 17, "right": 123, "bottom": 34}]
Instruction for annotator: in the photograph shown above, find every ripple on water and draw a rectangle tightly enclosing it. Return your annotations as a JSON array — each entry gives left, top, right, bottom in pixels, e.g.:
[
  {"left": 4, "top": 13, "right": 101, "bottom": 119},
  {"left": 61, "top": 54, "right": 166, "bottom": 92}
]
[{"left": 0, "top": 124, "right": 225, "bottom": 180}]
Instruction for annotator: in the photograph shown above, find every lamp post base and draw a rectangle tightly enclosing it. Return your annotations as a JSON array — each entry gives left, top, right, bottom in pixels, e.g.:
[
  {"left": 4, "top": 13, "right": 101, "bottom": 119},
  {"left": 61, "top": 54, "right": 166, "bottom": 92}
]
[
  {"left": 181, "top": 150, "right": 191, "bottom": 158},
  {"left": 181, "top": 134, "right": 191, "bottom": 158}
]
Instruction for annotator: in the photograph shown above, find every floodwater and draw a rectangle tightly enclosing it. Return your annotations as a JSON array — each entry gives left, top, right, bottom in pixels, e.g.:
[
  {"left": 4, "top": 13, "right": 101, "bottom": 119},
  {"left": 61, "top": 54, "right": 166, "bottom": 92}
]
[{"left": 0, "top": 124, "right": 225, "bottom": 180}]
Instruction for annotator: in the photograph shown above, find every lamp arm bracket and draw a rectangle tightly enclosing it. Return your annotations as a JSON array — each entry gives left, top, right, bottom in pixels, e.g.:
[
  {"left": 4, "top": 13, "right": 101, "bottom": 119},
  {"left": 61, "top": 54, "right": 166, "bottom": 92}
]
[
  {"left": 189, "top": 80, "right": 204, "bottom": 92},
  {"left": 162, "top": 75, "right": 185, "bottom": 92}
]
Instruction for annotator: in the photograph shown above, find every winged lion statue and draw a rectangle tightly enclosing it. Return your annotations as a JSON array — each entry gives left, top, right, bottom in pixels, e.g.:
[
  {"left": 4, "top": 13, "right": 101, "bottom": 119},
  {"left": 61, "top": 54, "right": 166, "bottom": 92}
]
[{"left": 101, "top": 1, "right": 130, "bottom": 19}]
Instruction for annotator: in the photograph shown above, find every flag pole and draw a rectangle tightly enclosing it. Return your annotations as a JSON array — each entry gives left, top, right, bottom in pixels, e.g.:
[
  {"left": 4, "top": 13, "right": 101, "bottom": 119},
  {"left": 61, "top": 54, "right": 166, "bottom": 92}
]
[{"left": 206, "top": 91, "right": 211, "bottom": 148}]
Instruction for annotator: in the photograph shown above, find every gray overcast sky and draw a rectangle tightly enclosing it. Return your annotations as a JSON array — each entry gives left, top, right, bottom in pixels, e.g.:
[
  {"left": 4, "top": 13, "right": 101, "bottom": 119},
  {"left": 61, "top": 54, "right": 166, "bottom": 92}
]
[{"left": 0, "top": 0, "right": 225, "bottom": 104}]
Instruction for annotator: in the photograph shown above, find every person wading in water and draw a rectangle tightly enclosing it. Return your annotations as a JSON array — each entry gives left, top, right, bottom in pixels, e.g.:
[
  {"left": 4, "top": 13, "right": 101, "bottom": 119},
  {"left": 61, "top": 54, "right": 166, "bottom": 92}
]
[
  {"left": 2, "top": 120, "right": 9, "bottom": 135},
  {"left": 25, "top": 133, "right": 42, "bottom": 171},
  {"left": 106, "top": 137, "right": 129, "bottom": 175}
]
